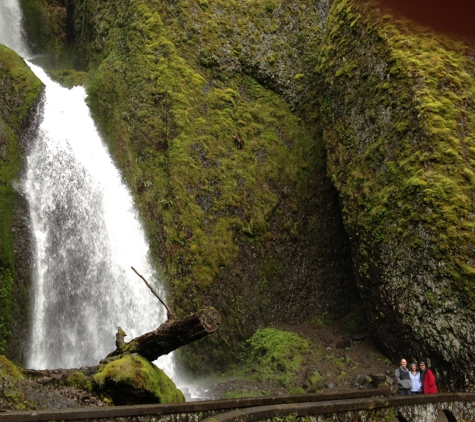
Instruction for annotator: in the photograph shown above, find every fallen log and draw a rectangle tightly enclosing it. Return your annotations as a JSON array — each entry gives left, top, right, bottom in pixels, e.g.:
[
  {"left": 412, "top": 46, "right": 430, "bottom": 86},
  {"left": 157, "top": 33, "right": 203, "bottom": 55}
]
[{"left": 106, "top": 307, "right": 221, "bottom": 361}]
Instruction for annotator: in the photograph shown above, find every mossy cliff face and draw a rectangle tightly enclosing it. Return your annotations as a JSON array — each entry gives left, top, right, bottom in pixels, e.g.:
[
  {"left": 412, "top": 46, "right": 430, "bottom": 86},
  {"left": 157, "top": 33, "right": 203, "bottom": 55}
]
[
  {"left": 64, "top": 0, "right": 357, "bottom": 373},
  {"left": 0, "top": 355, "right": 28, "bottom": 410},
  {"left": 62, "top": 0, "right": 475, "bottom": 386},
  {"left": 316, "top": 0, "right": 475, "bottom": 387},
  {"left": 0, "top": 46, "right": 42, "bottom": 361}
]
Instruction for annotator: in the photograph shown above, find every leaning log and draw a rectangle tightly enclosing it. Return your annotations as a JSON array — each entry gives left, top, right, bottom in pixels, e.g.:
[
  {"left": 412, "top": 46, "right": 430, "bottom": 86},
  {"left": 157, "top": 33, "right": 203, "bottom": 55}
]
[{"left": 106, "top": 307, "right": 221, "bottom": 361}]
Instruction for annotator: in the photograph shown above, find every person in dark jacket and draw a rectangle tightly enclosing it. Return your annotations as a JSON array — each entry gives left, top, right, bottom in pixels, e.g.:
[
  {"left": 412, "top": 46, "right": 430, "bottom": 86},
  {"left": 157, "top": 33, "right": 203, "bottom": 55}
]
[{"left": 395, "top": 359, "right": 412, "bottom": 395}]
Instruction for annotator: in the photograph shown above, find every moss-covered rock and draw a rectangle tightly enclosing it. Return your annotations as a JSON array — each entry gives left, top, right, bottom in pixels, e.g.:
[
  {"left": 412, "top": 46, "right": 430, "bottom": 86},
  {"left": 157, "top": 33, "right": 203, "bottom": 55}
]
[
  {"left": 314, "top": 0, "right": 475, "bottom": 388},
  {"left": 0, "top": 355, "right": 29, "bottom": 410},
  {"left": 245, "top": 328, "right": 309, "bottom": 388},
  {"left": 0, "top": 45, "right": 42, "bottom": 360},
  {"left": 58, "top": 0, "right": 475, "bottom": 389},
  {"left": 93, "top": 354, "right": 185, "bottom": 405},
  {"left": 0, "top": 354, "right": 24, "bottom": 379},
  {"left": 65, "top": 0, "right": 357, "bottom": 374},
  {"left": 63, "top": 370, "right": 93, "bottom": 392}
]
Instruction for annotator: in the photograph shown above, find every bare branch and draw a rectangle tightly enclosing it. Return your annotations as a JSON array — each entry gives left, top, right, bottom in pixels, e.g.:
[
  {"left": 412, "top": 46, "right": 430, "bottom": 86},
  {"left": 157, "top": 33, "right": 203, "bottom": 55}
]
[{"left": 131, "top": 266, "right": 175, "bottom": 320}]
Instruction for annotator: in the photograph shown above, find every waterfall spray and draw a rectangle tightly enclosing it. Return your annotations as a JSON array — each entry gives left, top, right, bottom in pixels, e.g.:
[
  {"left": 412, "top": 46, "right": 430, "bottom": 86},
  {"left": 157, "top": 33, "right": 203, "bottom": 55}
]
[{"left": 0, "top": 1, "right": 175, "bottom": 376}]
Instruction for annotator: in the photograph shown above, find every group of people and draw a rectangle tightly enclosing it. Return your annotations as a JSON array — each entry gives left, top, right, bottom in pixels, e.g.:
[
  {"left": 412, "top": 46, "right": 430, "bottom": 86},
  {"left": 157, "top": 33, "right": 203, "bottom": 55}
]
[{"left": 395, "top": 359, "right": 438, "bottom": 395}]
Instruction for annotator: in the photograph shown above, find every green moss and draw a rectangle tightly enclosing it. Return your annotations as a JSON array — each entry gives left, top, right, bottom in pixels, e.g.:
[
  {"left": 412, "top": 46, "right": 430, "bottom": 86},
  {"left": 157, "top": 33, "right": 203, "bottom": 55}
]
[
  {"left": 64, "top": 371, "right": 93, "bottom": 392},
  {"left": 68, "top": 0, "right": 341, "bottom": 351},
  {"left": 0, "top": 355, "right": 24, "bottom": 379},
  {"left": 303, "top": 369, "right": 325, "bottom": 392},
  {"left": 244, "top": 328, "right": 309, "bottom": 387},
  {"left": 313, "top": 0, "right": 475, "bottom": 383},
  {"left": 47, "top": 68, "right": 90, "bottom": 88},
  {"left": 0, "top": 269, "right": 14, "bottom": 353},
  {"left": 93, "top": 355, "right": 185, "bottom": 404},
  {"left": 71, "top": 2, "right": 324, "bottom": 293},
  {"left": 0, "top": 355, "right": 29, "bottom": 410},
  {"left": 317, "top": 0, "right": 475, "bottom": 298}
]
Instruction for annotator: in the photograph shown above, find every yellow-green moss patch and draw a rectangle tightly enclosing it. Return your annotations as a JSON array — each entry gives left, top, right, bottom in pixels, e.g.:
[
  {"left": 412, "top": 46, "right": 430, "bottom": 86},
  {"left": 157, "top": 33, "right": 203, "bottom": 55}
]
[{"left": 93, "top": 355, "right": 185, "bottom": 405}]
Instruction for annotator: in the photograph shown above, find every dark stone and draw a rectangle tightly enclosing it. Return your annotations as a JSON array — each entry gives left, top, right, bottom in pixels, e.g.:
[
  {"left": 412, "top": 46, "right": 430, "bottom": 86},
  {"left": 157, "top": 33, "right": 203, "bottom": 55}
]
[{"left": 356, "top": 374, "right": 368, "bottom": 385}]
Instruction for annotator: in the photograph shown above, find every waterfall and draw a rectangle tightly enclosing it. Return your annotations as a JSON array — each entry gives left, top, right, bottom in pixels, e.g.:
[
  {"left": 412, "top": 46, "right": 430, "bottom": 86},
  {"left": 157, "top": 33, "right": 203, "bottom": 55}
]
[
  {"left": 0, "top": 1, "right": 174, "bottom": 376},
  {"left": 0, "top": 0, "right": 30, "bottom": 58}
]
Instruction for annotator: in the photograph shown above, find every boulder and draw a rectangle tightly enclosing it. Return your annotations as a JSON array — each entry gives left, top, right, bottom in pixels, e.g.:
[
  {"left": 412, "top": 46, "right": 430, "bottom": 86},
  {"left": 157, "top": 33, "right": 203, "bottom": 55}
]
[{"left": 93, "top": 354, "right": 185, "bottom": 405}]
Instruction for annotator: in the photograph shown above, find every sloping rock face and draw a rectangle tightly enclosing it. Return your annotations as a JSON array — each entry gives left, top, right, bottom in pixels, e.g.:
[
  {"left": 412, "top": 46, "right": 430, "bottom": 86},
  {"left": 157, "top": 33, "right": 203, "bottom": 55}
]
[
  {"left": 316, "top": 0, "right": 475, "bottom": 388},
  {"left": 0, "top": 45, "right": 42, "bottom": 361}
]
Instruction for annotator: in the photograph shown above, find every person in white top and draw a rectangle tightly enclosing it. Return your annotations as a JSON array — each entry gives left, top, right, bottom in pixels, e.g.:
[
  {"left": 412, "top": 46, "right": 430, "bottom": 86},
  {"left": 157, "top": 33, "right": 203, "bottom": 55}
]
[{"left": 409, "top": 362, "right": 423, "bottom": 394}]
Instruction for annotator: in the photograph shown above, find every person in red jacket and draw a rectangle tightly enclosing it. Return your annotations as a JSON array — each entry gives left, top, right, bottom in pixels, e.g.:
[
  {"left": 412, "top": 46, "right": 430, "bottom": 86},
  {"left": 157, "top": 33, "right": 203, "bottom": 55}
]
[{"left": 418, "top": 361, "right": 438, "bottom": 394}]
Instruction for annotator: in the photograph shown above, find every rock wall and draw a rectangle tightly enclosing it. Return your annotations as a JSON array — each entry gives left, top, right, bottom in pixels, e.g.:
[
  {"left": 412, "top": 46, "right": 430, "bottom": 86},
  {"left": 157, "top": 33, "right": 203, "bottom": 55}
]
[
  {"left": 316, "top": 0, "right": 475, "bottom": 388},
  {"left": 0, "top": 45, "right": 42, "bottom": 360},
  {"left": 19, "top": 0, "right": 66, "bottom": 58},
  {"left": 63, "top": 0, "right": 358, "bottom": 373}
]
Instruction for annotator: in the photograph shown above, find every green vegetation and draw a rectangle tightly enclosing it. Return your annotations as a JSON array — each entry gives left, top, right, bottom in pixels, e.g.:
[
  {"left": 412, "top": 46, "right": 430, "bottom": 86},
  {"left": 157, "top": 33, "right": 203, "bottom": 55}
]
[
  {"left": 47, "top": 68, "right": 90, "bottom": 88},
  {"left": 66, "top": 0, "right": 355, "bottom": 374},
  {"left": 245, "top": 328, "right": 309, "bottom": 387},
  {"left": 0, "top": 45, "right": 42, "bottom": 357},
  {"left": 83, "top": 1, "right": 319, "bottom": 305},
  {"left": 0, "top": 355, "right": 30, "bottom": 410},
  {"left": 4, "top": 0, "right": 474, "bottom": 388},
  {"left": 19, "top": 0, "right": 66, "bottom": 57},
  {"left": 318, "top": 0, "right": 475, "bottom": 299},
  {"left": 303, "top": 368, "right": 325, "bottom": 392},
  {"left": 0, "top": 354, "right": 24, "bottom": 379},
  {"left": 93, "top": 354, "right": 185, "bottom": 404},
  {"left": 195, "top": 328, "right": 313, "bottom": 394},
  {"left": 0, "top": 270, "right": 14, "bottom": 353},
  {"left": 192, "top": 326, "right": 393, "bottom": 397},
  {"left": 64, "top": 370, "right": 93, "bottom": 392}
]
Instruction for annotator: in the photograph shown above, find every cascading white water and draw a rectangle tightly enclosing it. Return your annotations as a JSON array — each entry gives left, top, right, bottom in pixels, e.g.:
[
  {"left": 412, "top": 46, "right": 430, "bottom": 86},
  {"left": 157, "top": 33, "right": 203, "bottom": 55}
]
[
  {"left": 24, "top": 64, "right": 173, "bottom": 371},
  {"left": 0, "top": 1, "right": 174, "bottom": 376},
  {"left": 0, "top": 0, "right": 30, "bottom": 58}
]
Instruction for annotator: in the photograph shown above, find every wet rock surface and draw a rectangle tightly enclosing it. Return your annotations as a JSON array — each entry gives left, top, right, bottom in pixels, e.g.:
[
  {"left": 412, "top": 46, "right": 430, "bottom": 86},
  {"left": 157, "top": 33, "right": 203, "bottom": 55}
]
[{"left": 0, "top": 366, "right": 107, "bottom": 411}]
